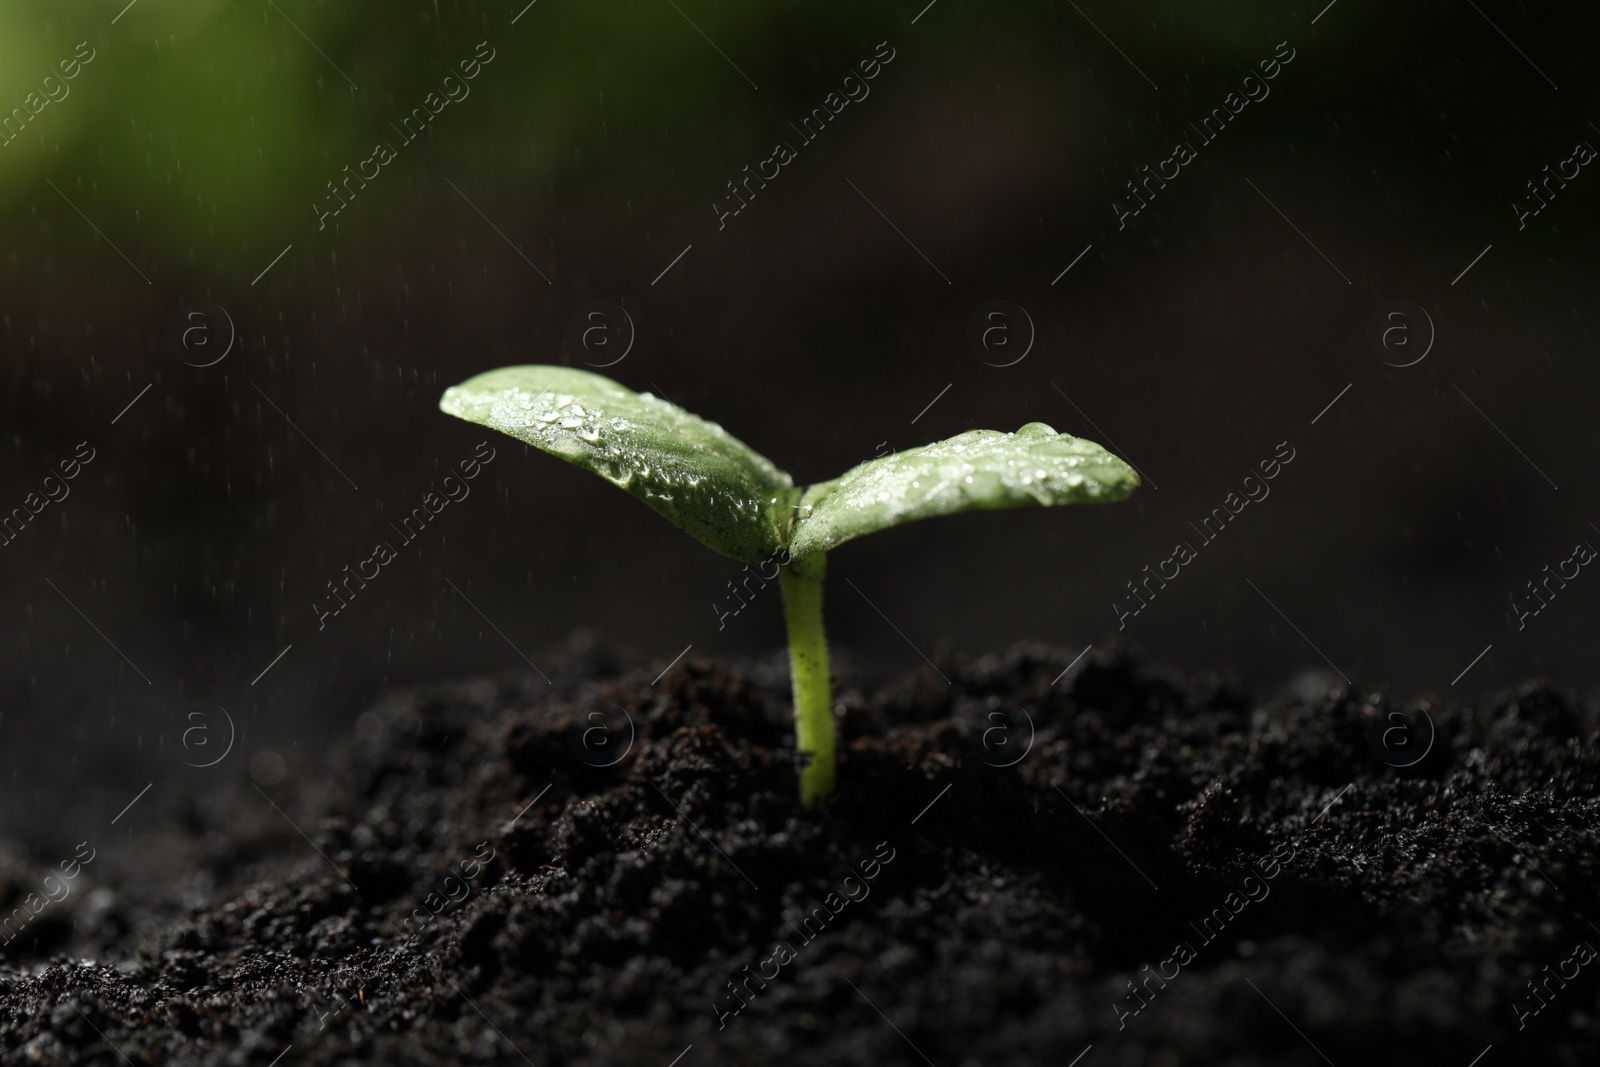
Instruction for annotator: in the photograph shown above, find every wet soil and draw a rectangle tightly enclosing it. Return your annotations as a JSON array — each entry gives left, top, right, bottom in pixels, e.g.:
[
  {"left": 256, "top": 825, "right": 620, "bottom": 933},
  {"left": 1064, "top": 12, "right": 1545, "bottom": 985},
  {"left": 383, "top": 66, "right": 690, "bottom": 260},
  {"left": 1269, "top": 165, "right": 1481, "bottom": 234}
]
[{"left": 2, "top": 635, "right": 1597, "bottom": 1065}]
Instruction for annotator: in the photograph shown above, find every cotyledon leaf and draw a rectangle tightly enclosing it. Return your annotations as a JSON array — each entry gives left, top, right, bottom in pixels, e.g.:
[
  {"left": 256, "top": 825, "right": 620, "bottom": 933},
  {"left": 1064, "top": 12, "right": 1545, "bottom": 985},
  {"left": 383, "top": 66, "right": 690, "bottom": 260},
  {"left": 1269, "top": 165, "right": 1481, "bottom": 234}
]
[
  {"left": 785, "top": 422, "right": 1140, "bottom": 562},
  {"left": 439, "top": 365, "right": 796, "bottom": 562}
]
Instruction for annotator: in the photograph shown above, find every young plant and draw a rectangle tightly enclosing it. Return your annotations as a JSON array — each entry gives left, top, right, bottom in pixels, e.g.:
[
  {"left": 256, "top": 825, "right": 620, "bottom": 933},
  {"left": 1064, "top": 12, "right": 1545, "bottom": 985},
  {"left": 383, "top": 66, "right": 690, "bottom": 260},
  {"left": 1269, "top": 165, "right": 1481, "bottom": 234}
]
[{"left": 440, "top": 366, "right": 1139, "bottom": 809}]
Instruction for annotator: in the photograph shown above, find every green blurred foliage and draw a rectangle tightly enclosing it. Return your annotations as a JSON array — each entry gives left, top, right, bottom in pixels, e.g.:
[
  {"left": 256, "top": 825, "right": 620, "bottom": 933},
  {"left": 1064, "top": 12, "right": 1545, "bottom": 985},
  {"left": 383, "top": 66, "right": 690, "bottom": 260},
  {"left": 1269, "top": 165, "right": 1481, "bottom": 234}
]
[
  {"left": 3, "top": 1, "right": 793, "bottom": 265},
  {"left": 0, "top": 0, "right": 1590, "bottom": 289},
  {"left": 0, "top": 2, "right": 1344, "bottom": 262}
]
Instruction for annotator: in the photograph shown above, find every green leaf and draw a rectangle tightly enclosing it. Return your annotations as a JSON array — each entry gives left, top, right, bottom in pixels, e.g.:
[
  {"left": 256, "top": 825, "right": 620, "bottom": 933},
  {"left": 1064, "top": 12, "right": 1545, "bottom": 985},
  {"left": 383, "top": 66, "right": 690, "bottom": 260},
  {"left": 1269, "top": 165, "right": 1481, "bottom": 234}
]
[
  {"left": 786, "top": 422, "right": 1139, "bottom": 561},
  {"left": 439, "top": 365, "right": 795, "bottom": 562}
]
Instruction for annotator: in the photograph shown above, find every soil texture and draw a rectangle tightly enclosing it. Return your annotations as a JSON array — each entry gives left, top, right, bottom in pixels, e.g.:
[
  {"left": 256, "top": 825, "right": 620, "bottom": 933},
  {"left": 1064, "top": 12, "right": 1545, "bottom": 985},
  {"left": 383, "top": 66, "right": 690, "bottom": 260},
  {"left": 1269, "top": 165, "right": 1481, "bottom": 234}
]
[{"left": 2, "top": 635, "right": 1598, "bottom": 1065}]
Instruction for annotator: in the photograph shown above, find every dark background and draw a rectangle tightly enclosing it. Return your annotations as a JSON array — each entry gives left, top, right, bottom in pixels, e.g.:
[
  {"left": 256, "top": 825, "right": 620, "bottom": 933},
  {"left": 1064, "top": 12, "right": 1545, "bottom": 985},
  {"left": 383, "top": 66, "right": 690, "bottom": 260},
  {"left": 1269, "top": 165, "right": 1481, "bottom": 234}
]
[{"left": 1, "top": 0, "right": 1596, "bottom": 843}]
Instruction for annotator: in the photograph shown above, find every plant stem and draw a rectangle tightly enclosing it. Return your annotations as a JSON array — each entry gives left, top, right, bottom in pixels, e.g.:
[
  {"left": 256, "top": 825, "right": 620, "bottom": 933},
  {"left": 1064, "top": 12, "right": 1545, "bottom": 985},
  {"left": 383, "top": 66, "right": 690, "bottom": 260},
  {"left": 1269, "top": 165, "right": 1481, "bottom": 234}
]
[{"left": 778, "top": 551, "right": 835, "bottom": 809}]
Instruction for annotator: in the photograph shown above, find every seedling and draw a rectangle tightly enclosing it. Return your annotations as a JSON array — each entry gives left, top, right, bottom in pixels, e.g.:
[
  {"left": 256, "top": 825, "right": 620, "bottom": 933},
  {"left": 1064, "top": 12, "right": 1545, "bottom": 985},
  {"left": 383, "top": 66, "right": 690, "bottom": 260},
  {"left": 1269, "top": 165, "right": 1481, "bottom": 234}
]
[{"left": 440, "top": 366, "right": 1139, "bottom": 809}]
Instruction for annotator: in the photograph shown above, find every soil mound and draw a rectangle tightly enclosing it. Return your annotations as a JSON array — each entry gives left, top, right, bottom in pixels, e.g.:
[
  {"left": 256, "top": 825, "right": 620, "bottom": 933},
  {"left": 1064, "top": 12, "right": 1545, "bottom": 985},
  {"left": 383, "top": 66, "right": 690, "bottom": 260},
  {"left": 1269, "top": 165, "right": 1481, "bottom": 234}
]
[{"left": 2, "top": 636, "right": 1596, "bottom": 1065}]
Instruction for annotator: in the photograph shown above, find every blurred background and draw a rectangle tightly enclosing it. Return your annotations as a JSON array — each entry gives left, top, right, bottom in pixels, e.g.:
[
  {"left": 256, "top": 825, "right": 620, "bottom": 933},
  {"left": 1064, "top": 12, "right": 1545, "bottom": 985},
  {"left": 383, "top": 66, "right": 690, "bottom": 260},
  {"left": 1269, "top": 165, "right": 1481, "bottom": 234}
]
[{"left": 2, "top": 0, "right": 1597, "bottom": 841}]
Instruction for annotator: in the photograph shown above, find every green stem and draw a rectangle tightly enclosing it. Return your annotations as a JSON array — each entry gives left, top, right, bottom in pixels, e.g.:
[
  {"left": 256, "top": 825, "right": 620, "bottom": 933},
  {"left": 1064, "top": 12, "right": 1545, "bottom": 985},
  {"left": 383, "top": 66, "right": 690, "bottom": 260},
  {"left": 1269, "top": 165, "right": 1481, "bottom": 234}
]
[{"left": 778, "top": 551, "right": 835, "bottom": 810}]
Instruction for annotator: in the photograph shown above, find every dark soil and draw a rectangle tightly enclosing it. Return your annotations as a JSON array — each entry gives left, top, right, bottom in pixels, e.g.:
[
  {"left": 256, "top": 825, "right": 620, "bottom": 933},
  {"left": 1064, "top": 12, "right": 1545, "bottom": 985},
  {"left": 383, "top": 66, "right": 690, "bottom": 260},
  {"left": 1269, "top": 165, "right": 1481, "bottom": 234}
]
[{"left": 2, "top": 635, "right": 1598, "bottom": 1065}]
